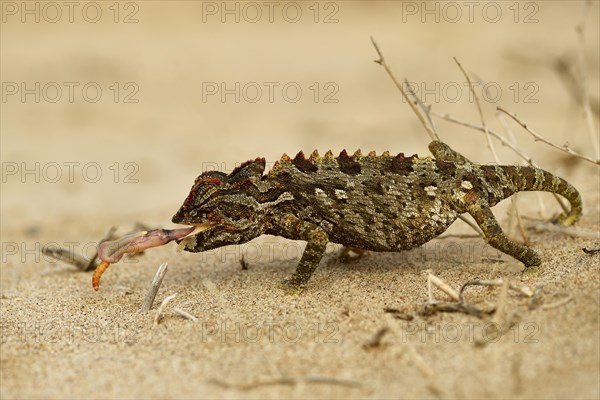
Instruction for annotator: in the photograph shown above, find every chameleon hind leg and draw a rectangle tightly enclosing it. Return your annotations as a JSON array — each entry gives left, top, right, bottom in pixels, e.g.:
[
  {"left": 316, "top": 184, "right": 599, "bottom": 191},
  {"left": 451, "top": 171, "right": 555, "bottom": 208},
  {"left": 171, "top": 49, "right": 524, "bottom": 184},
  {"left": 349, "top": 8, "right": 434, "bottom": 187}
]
[
  {"left": 467, "top": 200, "right": 541, "bottom": 267},
  {"left": 275, "top": 214, "right": 329, "bottom": 294}
]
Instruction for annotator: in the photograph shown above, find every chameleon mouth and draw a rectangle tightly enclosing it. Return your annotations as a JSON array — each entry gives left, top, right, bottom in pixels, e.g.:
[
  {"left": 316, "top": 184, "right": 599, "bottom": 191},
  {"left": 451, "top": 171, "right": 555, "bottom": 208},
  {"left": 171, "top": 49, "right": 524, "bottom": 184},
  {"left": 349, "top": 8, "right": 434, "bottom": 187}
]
[
  {"left": 175, "top": 221, "right": 221, "bottom": 252},
  {"left": 180, "top": 222, "right": 219, "bottom": 238}
]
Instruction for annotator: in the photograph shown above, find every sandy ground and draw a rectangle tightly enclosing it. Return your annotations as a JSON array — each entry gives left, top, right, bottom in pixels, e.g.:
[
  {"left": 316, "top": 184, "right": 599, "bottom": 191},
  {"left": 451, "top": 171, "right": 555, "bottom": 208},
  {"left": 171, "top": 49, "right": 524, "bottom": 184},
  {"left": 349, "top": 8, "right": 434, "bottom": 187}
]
[{"left": 1, "top": 1, "right": 599, "bottom": 398}]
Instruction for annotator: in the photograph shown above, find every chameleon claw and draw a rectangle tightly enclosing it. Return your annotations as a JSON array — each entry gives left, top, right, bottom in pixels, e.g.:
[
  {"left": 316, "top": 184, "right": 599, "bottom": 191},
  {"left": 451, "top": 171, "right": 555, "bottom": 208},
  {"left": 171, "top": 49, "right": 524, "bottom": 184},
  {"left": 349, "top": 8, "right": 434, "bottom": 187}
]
[{"left": 278, "top": 279, "right": 305, "bottom": 295}]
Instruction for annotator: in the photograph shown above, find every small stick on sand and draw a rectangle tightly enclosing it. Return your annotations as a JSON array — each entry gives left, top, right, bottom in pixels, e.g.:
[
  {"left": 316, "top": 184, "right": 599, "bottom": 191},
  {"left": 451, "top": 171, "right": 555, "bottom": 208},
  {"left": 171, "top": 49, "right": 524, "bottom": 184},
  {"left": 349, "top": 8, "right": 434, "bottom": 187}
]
[
  {"left": 173, "top": 307, "right": 198, "bottom": 322},
  {"left": 362, "top": 327, "right": 390, "bottom": 350},
  {"left": 582, "top": 247, "right": 600, "bottom": 255},
  {"left": 492, "top": 280, "right": 510, "bottom": 324},
  {"left": 427, "top": 273, "right": 460, "bottom": 301},
  {"left": 383, "top": 308, "right": 414, "bottom": 321},
  {"left": 141, "top": 262, "right": 169, "bottom": 312},
  {"left": 541, "top": 293, "right": 573, "bottom": 310},
  {"left": 154, "top": 293, "right": 178, "bottom": 326},
  {"left": 527, "top": 221, "right": 599, "bottom": 239},
  {"left": 42, "top": 245, "right": 92, "bottom": 271}
]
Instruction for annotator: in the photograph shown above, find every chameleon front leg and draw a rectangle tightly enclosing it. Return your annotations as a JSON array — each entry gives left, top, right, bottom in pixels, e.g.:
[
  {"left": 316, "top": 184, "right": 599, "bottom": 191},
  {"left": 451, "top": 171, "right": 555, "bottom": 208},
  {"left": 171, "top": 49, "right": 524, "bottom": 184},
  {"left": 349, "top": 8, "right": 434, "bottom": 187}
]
[
  {"left": 467, "top": 201, "right": 541, "bottom": 267},
  {"left": 274, "top": 214, "right": 329, "bottom": 293}
]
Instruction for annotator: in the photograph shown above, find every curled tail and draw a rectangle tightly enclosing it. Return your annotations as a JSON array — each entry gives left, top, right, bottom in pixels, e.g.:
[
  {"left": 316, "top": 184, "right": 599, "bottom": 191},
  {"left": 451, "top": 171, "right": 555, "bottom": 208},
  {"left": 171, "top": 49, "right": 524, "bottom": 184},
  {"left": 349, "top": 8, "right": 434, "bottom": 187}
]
[{"left": 497, "top": 165, "right": 582, "bottom": 225}]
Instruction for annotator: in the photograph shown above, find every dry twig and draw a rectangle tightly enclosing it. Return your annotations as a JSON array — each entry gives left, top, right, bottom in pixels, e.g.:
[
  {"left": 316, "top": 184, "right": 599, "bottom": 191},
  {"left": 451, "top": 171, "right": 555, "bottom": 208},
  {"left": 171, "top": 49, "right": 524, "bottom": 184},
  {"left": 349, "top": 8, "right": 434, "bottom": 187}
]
[
  {"left": 383, "top": 308, "right": 414, "bottom": 321},
  {"left": 427, "top": 273, "right": 460, "bottom": 301},
  {"left": 363, "top": 327, "right": 390, "bottom": 350},
  {"left": 209, "top": 376, "right": 362, "bottom": 390},
  {"left": 453, "top": 57, "right": 500, "bottom": 163},
  {"left": 497, "top": 106, "right": 599, "bottom": 165},
  {"left": 153, "top": 293, "right": 177, "bottom": 326},
  {"left": 541, "top": 293, "right": 573, "bottom": 310},
  {"left": 403, "top": 78, "right": 438, "bottom": 135},
  {"left": 575, "top": 1, "right": 600, "bottom": 159},
  {"left": 527, "top": 221, "right": 599, "bottom": 239},
  {"left": 141, "top": 262, "right": 169, "bottom": 312},
  {"left": 370, "top": 36, "right": 439, "bottom": 141},
  {"left": 42, "top": 246, "right": 92, "bottom": 271},
  {"left": 173, "top": 307, "right": 198, "bottom": 322}
]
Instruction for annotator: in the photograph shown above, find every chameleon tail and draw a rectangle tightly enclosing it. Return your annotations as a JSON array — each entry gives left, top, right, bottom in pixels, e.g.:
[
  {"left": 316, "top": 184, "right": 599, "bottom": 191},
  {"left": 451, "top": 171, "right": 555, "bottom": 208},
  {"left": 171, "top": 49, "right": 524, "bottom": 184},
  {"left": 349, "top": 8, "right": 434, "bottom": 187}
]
[{"left": 502, "top": 165, "right": 582, "bottom": 226}]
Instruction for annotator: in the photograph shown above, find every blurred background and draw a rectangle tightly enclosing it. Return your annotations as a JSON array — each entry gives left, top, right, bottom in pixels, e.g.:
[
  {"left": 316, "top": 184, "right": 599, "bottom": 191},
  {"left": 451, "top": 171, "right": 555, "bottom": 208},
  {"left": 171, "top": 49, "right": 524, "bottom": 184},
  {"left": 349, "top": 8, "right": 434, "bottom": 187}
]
[{"left": 2, "top": 0, "right": 599, "bottom": 231}]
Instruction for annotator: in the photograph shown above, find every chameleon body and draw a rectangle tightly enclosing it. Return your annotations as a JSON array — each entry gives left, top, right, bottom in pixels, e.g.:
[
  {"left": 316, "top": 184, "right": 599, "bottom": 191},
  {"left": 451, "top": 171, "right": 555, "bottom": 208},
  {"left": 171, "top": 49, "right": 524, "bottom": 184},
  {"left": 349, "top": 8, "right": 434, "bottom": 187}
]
[{"left": 171, "top": 141, "right": 582, "bottom": 292}]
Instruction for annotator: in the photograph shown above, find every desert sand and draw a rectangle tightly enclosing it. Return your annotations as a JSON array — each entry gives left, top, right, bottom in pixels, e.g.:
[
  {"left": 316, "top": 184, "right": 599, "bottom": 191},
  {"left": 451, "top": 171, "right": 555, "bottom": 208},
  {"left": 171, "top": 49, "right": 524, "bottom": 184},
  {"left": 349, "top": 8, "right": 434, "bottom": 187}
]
[{"left": 1, "top": 2, "right": 599, "bottom": 398}]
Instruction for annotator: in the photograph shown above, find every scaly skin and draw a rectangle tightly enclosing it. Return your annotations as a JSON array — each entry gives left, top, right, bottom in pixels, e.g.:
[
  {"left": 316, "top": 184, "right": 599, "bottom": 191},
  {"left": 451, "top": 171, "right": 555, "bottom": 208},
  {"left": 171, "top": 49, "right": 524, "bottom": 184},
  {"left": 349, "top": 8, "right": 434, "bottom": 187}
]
[{"left": 171, "top": 141, "right": 582, "bottom": 292}]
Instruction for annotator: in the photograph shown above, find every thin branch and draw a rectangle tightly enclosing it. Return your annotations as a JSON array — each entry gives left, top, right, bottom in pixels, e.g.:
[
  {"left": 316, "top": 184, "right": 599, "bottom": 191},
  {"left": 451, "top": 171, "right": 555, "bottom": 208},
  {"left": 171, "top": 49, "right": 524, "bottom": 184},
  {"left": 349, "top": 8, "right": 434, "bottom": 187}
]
[
  {"left": 153, "top": 293, "right": 177, "bottom": 326},
  {"left": 42, "top": 245, "right": 92, "bottom": 271},
  {"left": 582, "top": 247, "right": 600, "bottom": 255},
  {"left": 427, "top": 273, "right": 460, "bottom": 301},
  {"left": 527, "top": 221, "right": 599, "bottom": 239},
  {"left": 432, "top": 111, "right": 530, "bottom": 162},
  {"left": 541, "top": 293, "right": 573, "bottom": 310},
  {"left": 453, "top": 57, "right": 500, "bottom": 163},
  {"left": 575, "top": 1, "right": 600, "bottom": 159},
  {"left": 458, "top": 215, "right": 483, "bottom": 236},
  {"left": 403, "top": 78, "right": 438, "bottom": 135},
  {"left": 497, "top": 106, "right": 600, "bottom": 165},
  {"left": 491, "top": 279, "right": 510, "bottom": 325},
  {"left": 370, "top": 36, "right": 439, "bottom": 141},
  {"left": 141, "top": 262, "right": 169, "bottom": 312},
  {"left": 173, "top": 307, "right": 198, "bottom": 322},
  {"left": 363, "top": 327, "right": 390, "bottom": 350}
]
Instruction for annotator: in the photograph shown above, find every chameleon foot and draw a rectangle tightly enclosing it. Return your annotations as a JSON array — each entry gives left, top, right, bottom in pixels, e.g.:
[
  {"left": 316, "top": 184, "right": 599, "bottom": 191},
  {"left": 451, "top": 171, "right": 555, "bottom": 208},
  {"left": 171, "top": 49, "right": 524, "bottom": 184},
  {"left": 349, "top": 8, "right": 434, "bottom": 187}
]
[
  {"left": 278, "top": 279, "right": 305, "bottom": 295},
  {"left": 339, "top": 246, "right": 370, "bottom": 263}
]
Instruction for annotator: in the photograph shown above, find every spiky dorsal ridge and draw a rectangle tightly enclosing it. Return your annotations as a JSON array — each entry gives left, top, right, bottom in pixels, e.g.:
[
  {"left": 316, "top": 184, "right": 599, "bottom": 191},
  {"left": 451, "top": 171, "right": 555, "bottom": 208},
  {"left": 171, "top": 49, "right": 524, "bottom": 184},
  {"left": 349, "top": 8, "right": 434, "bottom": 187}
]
[
  {"left": 267, "top": 149, "right": 420, "bottom": 176},
  {"left": 309, "top": 150, "right": 320, "bottom": 162},
  {"left": 268, "top": 153, "right": 292, "bottom": 176}
]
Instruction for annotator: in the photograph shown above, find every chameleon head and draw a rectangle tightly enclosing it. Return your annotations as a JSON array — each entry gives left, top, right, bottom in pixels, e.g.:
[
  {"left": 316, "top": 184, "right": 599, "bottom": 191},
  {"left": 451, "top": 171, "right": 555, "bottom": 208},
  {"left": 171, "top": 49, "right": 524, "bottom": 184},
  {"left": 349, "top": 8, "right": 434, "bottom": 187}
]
[{"left": 172, "top": 157, "right": 271, "bottom": 252}]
